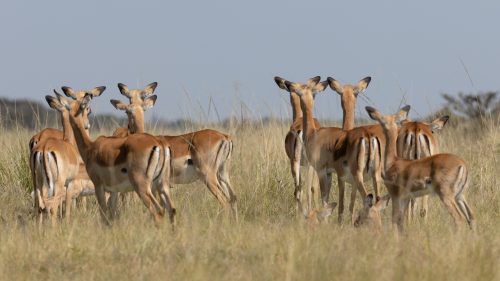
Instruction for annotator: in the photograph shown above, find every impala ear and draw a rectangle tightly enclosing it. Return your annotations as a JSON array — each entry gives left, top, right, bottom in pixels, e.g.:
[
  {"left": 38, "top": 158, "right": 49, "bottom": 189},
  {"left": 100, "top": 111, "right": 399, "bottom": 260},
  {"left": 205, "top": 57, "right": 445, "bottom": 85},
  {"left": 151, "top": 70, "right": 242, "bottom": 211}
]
[
  {"left": 142, "top": 95, "right": 157, "bottom": 110},
  {"left": 117, "top": 83, "right": 131, "bottom": 98},
  {"left": 284, "top": 81, "right": 300, "bottom": 95},
  {"left": 61, "top": 86, "right": 77, "bottom": 100},
  {"left": 274, "top": 76, "right": 289, "bottom": 91},
  {"left": 428, "top": 115, "right": 449, "bottom": 132},
  {"left": 89, "top": 86, "right": 106, "bottom": 97},
  {"left": 142, "top": 82, "right": 158, "bottom": 99},
  {"left": 306, "top": 76, "right": 321, "bottom": 87},
  {"left": 354, "top": 76, "right": 372, "bottom": 95},
  {"left": 45, "top": 95, "right": 62, "bottom": 110},
  {"left": 396, "top": 105, "right": 411, "bottom": 123},
  {"left": 314, "top": 80, "right": 329, "bottom": 93},
  {"left": 327, "top": 77, "right": 343, "bottom": 95},
  {"left": 110, "top": 99, "right": 129, "bottom": 111},
  {"left": 365, "top": 106, "right": 382, "bottom": 122}
]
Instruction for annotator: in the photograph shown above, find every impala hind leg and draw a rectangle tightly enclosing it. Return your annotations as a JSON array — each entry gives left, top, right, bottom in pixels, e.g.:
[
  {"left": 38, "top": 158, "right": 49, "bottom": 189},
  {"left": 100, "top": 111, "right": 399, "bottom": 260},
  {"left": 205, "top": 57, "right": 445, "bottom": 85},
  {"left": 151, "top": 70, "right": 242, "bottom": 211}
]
[
  {"left": 337, "top": 174, "right": 346, "bottom": 223},
  {"left": 131, "top": 176, "right": 164, "bottom": 226},
  {"left": 218, "top": 164, "right": 238, "bottom": 220},
  {"left": 456, "top": 195, "right": 474, "bottom": 229}
]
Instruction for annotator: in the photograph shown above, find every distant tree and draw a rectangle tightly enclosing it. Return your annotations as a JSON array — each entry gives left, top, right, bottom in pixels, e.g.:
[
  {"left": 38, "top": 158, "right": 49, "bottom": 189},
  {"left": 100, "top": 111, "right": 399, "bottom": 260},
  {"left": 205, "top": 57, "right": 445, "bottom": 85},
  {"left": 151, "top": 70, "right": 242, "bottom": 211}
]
[{"left": 441, "top": 91, "right": 499, "bottom": 119}]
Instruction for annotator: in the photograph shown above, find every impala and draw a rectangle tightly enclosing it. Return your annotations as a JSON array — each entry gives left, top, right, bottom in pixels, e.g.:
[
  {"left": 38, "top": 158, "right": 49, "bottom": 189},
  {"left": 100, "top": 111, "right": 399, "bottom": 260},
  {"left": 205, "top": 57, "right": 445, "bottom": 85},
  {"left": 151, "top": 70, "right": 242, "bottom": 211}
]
[
  {"left": 110, "top": 82, "right": 237, "bottom": 218},
  {"left": 274, "top": 76, "right": 322, "bottom": 210},
  {"left": 29, "top": 87, "right": 104, "bottom": 215},
  {"left": 328, "top": 77, "right": 450, "bottom": 222},
  {"left": 31, "top": 94, "right": 90, "bottom": 226},
  {"left": 353, "top": 194, "right": 390, "bottom": 234},
  {"left": 57, "top": 89, "right": 175, "bottom": 226},
  {"left": 284, "top": 77, "right": 363, "bottom": 217},
  {"left": 326, "top": 77, "right": 381, "bottom": 221},
  {"left": 398, "top": 116, "right": 449, "bottom": 219},
  {"left": 365, "top": 105, "right": 474, "bottom": 233}
]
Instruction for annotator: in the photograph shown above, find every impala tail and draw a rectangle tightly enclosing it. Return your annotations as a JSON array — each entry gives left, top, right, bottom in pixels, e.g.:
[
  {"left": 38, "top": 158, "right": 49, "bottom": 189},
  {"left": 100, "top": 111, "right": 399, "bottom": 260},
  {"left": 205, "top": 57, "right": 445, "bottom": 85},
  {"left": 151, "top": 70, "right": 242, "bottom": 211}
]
[{"left": 32, "top": 150, "right": 59, "bottom": 210}]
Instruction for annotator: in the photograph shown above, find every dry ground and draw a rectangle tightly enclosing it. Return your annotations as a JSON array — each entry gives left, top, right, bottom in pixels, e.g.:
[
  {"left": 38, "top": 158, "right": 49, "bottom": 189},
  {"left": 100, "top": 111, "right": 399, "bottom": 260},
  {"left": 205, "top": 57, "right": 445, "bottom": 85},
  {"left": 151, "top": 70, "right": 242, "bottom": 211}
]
[{"left": 0, "top": 117, "right": 498, "bottom": 281}]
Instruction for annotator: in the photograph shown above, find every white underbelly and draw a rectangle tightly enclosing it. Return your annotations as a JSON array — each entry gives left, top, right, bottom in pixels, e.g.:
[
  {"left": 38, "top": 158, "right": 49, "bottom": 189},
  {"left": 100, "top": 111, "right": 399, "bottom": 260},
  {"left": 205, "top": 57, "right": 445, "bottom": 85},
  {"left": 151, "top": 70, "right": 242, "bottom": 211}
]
[
  {"left": 171, "top": 157, "right": 200, "bottom": 184},
  {"left": 104, "top": 180, "right": 134, "bottom": 193}
]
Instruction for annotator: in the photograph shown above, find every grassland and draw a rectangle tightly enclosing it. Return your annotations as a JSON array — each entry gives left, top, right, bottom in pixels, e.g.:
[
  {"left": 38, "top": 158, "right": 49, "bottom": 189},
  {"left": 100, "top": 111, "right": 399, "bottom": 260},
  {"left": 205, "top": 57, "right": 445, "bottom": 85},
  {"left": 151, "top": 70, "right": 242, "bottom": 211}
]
[{"left": 0, "top": 116, "right": 498, "bottom": 281}]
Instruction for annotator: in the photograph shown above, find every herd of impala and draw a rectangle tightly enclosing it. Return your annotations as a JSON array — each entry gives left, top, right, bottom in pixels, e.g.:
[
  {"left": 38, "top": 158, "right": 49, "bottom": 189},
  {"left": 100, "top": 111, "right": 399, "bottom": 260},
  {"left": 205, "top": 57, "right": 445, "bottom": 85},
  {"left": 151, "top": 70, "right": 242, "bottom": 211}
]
[{"left": 28, "top": 76, "right": 474, "bottom": 234}]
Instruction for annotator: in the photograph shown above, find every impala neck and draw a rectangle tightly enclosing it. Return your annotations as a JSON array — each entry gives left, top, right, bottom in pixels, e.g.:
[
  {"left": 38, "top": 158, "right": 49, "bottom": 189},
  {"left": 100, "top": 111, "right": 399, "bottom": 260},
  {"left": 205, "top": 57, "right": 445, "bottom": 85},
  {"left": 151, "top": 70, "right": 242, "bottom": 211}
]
[
  {"left": 60, "top": 111, "right": 76, "bottom": 145},
  {"left": 300, "top": 96, "right": 316, "bottom": 144},
  {"left": 127, "top": 108, "right": 145, "bottom": 134},
  {"left": 68, "top": 114, "right": 93, "bottom": 161},
  {"left": 341, "top": 97, "right": 356, "bottom": 130},
  {"left": 290, "top": 92, "right": 303, "bottom": 123},
  {"left": 383, "top": 125, "right": 399, "bottom": 171}
]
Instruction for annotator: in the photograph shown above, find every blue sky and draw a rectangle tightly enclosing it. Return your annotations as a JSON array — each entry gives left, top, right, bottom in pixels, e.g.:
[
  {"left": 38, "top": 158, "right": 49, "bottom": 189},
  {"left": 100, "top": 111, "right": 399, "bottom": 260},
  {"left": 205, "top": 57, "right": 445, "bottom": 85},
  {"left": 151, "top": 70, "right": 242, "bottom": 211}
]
[{"left": 1, "top": 1, "right": 499, "bottom": 122}]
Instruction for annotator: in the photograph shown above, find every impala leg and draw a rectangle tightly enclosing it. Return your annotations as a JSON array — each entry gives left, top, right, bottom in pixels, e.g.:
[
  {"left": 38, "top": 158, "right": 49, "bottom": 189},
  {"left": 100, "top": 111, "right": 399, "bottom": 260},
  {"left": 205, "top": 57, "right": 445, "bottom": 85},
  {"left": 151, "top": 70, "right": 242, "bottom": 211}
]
[
  {"left": 441, "top": 196, "right": 465, "bottom": 227},
  {"left": 318, "top": 171, "right": 332, "bottom": 207},
  {"left": 303, "top": 166, "right": 316, "bottom": 215},
  {"left": 420, "top": 195, "right": 429, "bottom": 219},
  {"left": 65, "top": 182, "right": 74, "bottom": 222},
  {"left": 337, "top": 173, "right": 345, "bottom": 223},
  {"left": 350, "top": 171, "right": 368, "bottom": 221},
  {"left": 156, "top": 182, "right": 176, "bottom": 227},
  {"left": 218, "top": 163, "right": 238, "bottom": 221},
  {"left": 95, "top": 185, "right": 111, "bottom": 226},
  {"left": 456, "top": 195, "right": 474, "bottom": 230},
  {"left": 391, "top": 196, "right": 405, "bottom": 234},
  {"left": 107, "top": 192, "right": 119, "bottom": 220}
]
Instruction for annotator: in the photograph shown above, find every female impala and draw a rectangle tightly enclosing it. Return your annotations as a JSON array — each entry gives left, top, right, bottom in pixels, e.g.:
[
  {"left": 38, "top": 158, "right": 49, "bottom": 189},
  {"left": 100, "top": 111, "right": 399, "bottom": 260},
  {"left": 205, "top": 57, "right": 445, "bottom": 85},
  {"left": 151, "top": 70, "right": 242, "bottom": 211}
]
[
  {"left": 328, "top": 77, "right": 449, "bottom": 221},
  {"left": 273, "top": 76, "right": 322, "bottom": 210},
  {"left": 365, "top": 105, "right": 474, "bottom": 233},
  {"left": 398, "top": 116, "right": 449, "bottom": 219},
  {"left": 56, "top": 90, "right": 175, "bottom": 226},
  {"left": 31, "top": 94, "right": 89, "bottom": 226},
  {"left": 110, "top": 83, "right": 237, "bottom": 218},
  {"left": 29, "top": 87, "right": 104, "bottom": 215}
]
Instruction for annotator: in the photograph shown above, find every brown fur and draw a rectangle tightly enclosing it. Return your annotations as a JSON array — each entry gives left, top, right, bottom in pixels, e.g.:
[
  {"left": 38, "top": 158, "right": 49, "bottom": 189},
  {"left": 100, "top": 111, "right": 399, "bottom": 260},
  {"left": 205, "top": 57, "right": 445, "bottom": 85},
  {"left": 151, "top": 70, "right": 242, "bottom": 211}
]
[
  {"left": 274, "top": 76, "right": 322, "bottom": 212},
  {"left": 397, "top": 116, "right": 449, "bottom": 219},
  {"left": 366, "top": 106, "right": 474, "bottom": 233},
  {"left": 58, "top": 90, "right": 176, "bottom": 227},
  {"left": 110, "top": 83, "right": 237, "bottom": 218}
]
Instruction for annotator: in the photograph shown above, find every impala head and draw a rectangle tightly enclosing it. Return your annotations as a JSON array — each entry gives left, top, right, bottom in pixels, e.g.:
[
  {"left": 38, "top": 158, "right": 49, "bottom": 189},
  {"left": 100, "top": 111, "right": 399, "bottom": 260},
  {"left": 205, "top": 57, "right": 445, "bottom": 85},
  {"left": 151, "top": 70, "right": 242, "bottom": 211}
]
[
  {"left": 302, "top": 202, "right": 337, "bottom": 227},
  {"left": 365, "top": 105, "right": 411, "bottom": 132},
  {"left": 274, "top": 76, "right": 327, "bottom": 119},
  {"left": 111, "top": 82, "right": 158, "bottom": 133},
  {"left": 46, "top": 90, "right": 93, "bottom": 131},
  {"left": 61, "top": 86, "right": 106, "bottom": 100},
  {"left": 283, "top": 76, "right": 329, "bottom": 111},
  {"left": 353, "top": 194, "right": 390, "bottom": 231},
  {"left": 327, "top": 76, "right": 371, "bottom": 111},
  {"left": 56, "top": 88, "right": 101, "bottom": 130}
]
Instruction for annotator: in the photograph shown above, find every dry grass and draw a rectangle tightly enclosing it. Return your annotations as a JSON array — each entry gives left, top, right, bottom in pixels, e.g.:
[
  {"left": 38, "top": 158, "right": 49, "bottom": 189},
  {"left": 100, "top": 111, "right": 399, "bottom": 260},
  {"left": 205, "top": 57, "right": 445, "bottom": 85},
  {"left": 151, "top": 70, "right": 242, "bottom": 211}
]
[{"left": 0, "top": 116, "right": 499, "bottom": 281}]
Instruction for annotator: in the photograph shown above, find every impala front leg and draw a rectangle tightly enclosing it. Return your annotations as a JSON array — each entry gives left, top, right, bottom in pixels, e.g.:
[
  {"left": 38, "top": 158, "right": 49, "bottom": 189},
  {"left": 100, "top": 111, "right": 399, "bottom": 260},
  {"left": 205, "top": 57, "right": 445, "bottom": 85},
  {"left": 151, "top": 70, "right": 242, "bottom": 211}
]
[{"left": 95, "top": 185, "right": 111, "bottom": 226}]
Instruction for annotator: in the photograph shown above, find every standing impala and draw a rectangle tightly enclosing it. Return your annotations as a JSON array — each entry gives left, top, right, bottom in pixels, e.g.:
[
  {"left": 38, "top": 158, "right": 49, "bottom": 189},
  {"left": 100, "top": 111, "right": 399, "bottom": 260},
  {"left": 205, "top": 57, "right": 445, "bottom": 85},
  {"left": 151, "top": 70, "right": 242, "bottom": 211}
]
[
  {"left": 31, "top": 94, "right": 91, "bottom": 226},
  {"left": 274, "top": 76, "right": 322, "bottom": 210},
  {"left": 29, "top": 88, "right": 103, "bottom": 214},
  {"left": 326, "top": 77, "right": 381, "bottom": 221},
  {"left": 110, "top": 83, "right": 237, "bottom": 218},
  {"left": 398, "top": 116, "right": 449, "bottom": 219},
  {"left": 284, "top": 77, "right": 358, "bottom": 216},
  {"left": 328, "top": 77, "right": 450, "bottom": 221},
  {"left": 365, "top": 105, "right": 474, "bottom": 233},
  {"left": 56, "top": 89, "right": 175, "bottom": 226}
]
